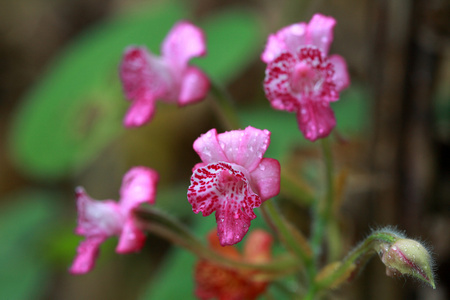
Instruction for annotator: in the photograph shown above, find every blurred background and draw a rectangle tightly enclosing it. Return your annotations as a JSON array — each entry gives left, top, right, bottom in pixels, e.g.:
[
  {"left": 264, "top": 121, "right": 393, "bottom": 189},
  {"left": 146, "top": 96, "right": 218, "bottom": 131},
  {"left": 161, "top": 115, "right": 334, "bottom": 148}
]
[{"left": 0, "top": 0, "right": 449, "bottom": 299}]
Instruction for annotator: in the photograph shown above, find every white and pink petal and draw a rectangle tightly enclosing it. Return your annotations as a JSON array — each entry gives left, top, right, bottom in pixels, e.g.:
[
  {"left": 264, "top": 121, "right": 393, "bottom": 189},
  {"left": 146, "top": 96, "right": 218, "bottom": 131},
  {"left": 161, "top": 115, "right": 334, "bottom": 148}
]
[
  {"left": 193, "top": 128, "right": 229, "bottom": 164},
  {"left": 217, "top": 126, "right": 271, "bottom": 172},
  {"left": 74, "top": 187, "right": 123, "bottom": 237}
]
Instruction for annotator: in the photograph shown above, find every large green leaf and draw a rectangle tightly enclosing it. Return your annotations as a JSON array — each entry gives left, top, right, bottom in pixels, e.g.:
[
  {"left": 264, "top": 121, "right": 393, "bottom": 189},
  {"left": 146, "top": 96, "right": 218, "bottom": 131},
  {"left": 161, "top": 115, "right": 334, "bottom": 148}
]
[
  {"left": 9, "top": 3, "right": 263, "bottom": 181},
  {"left": 0, "top": 190, "right": 61, "bottom": 300},
  {"left": 9, "top": 2, "right": 187, "bottom": 180}
]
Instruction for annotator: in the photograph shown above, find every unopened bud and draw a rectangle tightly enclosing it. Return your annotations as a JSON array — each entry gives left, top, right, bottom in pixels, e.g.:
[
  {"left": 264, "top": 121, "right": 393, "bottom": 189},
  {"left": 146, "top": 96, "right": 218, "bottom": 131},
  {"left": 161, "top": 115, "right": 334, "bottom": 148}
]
[{"left": 379, "top": 239, "right": 435, "bottom": 289}]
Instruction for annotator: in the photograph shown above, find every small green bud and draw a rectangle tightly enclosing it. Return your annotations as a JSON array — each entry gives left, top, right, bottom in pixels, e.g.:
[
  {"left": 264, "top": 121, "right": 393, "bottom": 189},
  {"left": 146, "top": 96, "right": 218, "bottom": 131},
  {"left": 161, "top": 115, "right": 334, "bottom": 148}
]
[{"left": 379, "top": 239, "right": 435, "bottom": 289}]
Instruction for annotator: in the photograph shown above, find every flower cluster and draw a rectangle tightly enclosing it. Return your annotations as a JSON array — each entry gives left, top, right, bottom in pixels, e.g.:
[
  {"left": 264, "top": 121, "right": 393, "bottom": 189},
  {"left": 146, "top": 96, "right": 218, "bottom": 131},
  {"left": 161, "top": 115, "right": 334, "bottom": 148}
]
[{"left": 69, "top": 12, "right": 358, "bottom": 299}]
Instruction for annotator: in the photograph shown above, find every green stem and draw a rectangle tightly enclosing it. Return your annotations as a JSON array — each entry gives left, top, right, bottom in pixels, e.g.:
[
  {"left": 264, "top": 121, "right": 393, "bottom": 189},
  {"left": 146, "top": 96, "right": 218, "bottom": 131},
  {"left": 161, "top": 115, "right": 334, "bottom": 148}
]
[
  {"left": 209, "top": 81, "right": 241, "bottom": 130},
  {"left": 310, "top": 138, "right": 334, "bottom": 256},
  {"left": 280, "top": 171, "right": 315, "bottom": 207},
  {"left": 315, "top": 230, "right": 400, "bottom": 290},
  {"left": 305, "top": 137, "right": 335, "bottom": 299},
  {"left": 261, "top": 200, "right": 312, "bottom": 265},
  {"left": 134, "top": 206, "right": 301, "bottom": 277}
]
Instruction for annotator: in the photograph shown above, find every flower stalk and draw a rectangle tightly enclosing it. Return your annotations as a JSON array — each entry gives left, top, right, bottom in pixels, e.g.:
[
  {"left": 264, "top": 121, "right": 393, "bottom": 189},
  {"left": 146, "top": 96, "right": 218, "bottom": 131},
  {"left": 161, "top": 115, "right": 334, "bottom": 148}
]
[{"left": 134, "top": 205, "right": 301, "bottom": 278}]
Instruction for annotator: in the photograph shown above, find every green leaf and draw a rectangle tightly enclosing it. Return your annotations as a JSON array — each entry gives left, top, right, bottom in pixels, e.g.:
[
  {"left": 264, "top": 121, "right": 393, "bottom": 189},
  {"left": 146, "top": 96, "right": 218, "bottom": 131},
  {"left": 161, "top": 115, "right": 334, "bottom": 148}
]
[
  {"left": 194, "top": 8, "right": 263, "bottom": 83},
  {"left": 0, "top": 190, "right": 62, "bottom": 300},
  {"left": 9, "top": 2, "right": 187, "bottom": 180}
]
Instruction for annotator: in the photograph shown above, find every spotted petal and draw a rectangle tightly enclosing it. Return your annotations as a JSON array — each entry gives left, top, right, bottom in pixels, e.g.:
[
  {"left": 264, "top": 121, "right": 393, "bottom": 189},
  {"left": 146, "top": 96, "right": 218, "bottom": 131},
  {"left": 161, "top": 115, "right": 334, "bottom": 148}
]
[
  {"left": 119, "top": 47, "right": 173, "bottom": 127},
  {"left": 187, "top": 162, "right": 261, "bottom": 246},
  {"left": 264, "top": 52, "right": 299, "bottom": 112}
]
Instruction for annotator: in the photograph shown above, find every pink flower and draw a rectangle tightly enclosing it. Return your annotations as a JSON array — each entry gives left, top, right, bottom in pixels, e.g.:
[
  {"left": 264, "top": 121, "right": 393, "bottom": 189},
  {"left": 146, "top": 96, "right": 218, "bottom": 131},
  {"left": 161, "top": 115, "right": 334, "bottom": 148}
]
[
  {"left": 262, "top": 14, "right": 350, "bottom": 141},
  {"left": 119, "top": 21, "right": 209, "bottom": 127},
  {"left": 69, "top": 166, "right": 159, "bottom": 274},
  {"left": 187, "top": 127, "right": 280, "bottom": 246}
]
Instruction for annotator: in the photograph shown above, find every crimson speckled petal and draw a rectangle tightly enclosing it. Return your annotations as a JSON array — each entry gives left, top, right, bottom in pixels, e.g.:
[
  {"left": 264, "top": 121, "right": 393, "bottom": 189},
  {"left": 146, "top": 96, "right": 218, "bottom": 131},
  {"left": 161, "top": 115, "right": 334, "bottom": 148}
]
[{"left": 188, "top": 162, "right": 260, "bottom": 246}]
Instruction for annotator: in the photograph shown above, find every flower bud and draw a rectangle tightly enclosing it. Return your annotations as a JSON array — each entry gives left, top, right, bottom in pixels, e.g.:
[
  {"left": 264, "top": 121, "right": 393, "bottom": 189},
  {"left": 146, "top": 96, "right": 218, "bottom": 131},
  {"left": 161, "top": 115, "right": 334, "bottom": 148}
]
[{"left": 379, "top": 239, "right": 435, "bottom": 289}]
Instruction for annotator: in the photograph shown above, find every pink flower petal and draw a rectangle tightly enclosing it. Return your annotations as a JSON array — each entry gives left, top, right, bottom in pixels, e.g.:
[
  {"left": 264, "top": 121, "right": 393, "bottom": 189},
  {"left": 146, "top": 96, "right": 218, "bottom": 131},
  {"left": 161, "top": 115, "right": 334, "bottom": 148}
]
[
  {"left": 296, "top": 100, "right": 336, "bottom": 141},
  {"left": 119, "top": 47, "right": 173, "bottom": 127},
  {"left": 328, "top": 54, "right": 350, "bottom": 92},
  {"left": 178, "top": 66, "right": 210, "bottom": 106},
  {"left": 264, "top": 52, "right": 299, "bottom": 112},
  {"left": 215, "top": 203, "right": 253, "bottom": 246},
  {"left": 261, "top": 23, "right": 308, "bottom": 63},
  {"left": 306, "top": 14, "right": 336, "bottom": 56},
  {"left": 116, "top": 219, "right": 146, "bottom": 253},
  {"left": 249, "top": 158, "right": 281, "bottom": 201},
  {"left": 75, "top": 187, "right": 123, "bottom": 237},
  {"left": 217, "top": 126, "right": 271, "bottom": 172},
  {"left": 119, "top": 166, "right": 159, "bottom": 214},
  {"left": 193, "top": 128, "right": 229, "bottom": 164},
  {"left": 187, "top": 162, "right": 261, "bottom": 246},
  {"left": 162, "top": 21, "right": 207, "bottom": 70},
  {"left": 123, "top": 97, "right": 156, "bottom": 127},
  {"left": 69, "top": 236, "right": 106, "bottom": 274}
]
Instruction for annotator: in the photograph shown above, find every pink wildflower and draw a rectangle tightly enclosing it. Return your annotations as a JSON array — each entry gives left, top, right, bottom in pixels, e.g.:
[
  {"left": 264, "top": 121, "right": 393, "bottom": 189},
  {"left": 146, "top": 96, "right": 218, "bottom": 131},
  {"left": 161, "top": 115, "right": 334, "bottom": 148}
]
[
  {"left": 262, "top": 14, "right": 350, "bottom": 141},
  {"left": 187, "top": 126, "right": 280, "bottom": 246},
  {"left": 69, "top": 166, "right": 159, "bottom": 274},
  {"left": 119, "top": 21, "right": 209, "bottom": 127}
]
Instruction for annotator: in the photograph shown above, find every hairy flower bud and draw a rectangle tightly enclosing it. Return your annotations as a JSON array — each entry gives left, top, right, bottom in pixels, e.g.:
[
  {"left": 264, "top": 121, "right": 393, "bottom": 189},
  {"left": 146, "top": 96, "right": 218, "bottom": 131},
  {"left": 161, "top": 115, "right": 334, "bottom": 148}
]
[{"left": 379, "top": 239, "right": 435, "bottom": 289}]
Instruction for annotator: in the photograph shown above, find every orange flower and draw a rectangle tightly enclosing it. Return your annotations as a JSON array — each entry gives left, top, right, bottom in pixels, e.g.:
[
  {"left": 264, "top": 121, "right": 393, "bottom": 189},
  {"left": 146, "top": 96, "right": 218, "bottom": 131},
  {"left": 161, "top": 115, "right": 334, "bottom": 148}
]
[{"left": 194, "top": 229, "right": 273, "bottom": 300}]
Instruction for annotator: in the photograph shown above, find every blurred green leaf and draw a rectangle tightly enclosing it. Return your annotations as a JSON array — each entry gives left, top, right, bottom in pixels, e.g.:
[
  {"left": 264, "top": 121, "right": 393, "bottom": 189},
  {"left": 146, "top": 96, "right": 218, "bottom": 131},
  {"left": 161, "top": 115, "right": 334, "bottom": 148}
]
[
  {"left": 194, "top": 8, "right": 263, "bottom": 83},
  {"left": 0, "top": 190, "right": 62, "bottom": 300},
  {"left": 9, "top": 2, "right": 187, "bottom": 180}
]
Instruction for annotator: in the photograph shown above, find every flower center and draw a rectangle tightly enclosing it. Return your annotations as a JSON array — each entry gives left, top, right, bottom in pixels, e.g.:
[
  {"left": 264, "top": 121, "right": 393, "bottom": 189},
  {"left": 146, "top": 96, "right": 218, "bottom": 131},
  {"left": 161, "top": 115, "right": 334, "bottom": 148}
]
[{"left": 290, "top": 46, "right": 335, "bottom": 101}]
